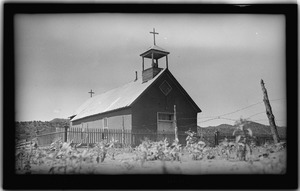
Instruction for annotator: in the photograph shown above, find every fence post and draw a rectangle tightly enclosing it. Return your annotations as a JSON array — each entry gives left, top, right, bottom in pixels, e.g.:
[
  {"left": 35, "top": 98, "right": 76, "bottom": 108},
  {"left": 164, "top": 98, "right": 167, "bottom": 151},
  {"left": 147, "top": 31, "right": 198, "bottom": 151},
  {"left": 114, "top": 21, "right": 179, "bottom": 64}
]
[
  {"left": 173, "top": 105, "right": 179, "bottom": 142},
  {"left": 131, "top": 130, "right": 134, "bottom": 147},
  {"left": 214, "top": 130, "right": 219, "bottom": 147},
  {"left": 122, "top": 116, "right": 125, "bottom": 146},
  {"left": 64, "top": 125, "right": 69, "bottom": 142},
  {"left": 35, "top": 128, "right": 40, "bottom": 145}
]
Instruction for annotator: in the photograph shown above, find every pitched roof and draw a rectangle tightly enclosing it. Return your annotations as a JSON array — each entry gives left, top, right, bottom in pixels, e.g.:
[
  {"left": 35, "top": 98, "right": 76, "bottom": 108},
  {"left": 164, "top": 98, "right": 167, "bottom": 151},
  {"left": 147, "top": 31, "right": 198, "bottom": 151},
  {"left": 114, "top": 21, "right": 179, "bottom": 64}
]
[
  {"left": 71, "top": 68, "right": 167, "bottom": 121},
  {"left": 145, "top": 45, "right": 169, "bottom": 53},
  {"left": 140, "top": 45, "right": 170, "bottom": 59}
]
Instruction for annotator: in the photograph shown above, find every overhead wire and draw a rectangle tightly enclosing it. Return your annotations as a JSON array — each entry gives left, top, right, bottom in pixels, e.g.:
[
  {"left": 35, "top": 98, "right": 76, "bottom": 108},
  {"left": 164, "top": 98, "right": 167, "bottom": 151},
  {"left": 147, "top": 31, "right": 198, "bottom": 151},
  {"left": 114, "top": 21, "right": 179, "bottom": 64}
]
[
  {"left": 217, "top": 101, "right": 264, "bottom": 117},
  {"left": 120, "top": 98, "right": 286, "bottom": 129},
  {"left": 246, "top": 111, "right": 266, "bottom": 119},
  {"left": 197, "top": 98, "right": 285, "bottom": 122},
  {"left": 195, "top": 101, "right": 265, "bottom": 123}
]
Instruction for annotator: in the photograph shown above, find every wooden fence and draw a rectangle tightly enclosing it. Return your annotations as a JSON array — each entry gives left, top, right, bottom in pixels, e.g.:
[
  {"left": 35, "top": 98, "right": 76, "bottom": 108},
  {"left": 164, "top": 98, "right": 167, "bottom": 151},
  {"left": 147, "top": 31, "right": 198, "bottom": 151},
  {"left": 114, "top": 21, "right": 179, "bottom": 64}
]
[
  {"left": 131, "top": 130, "right": 187, "bottom": 146},
  {"left": 16, "top": 139, "right": 33, "bottom": 150},
  {"left": 67, "top": 128, "right": 133, "bottom": 146},
  {"left": 35, "top": 128, "right": 189, "bottom": 147},
  {"left": 67, "top": 128, "right": 188, "bottom": 147},
  {"left": 35, "top": 128, "right": 284, "bottom": 147},
  {"left": 36, "top": 130, "right": 65, "bottom": 147}
]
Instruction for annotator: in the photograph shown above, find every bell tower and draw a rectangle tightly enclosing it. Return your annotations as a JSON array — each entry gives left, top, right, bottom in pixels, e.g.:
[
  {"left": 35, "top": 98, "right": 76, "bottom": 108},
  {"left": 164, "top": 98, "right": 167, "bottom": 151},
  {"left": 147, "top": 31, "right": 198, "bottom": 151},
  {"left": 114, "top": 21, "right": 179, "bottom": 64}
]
[{"left": 140, "top": 28, "right": 170, "bottom": 83}]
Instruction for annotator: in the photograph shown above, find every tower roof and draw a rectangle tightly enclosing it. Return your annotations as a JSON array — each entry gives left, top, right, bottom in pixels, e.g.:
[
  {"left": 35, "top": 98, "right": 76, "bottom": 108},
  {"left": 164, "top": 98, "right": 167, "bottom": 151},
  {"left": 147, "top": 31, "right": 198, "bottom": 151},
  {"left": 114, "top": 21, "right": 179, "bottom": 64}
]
[{"left": 140, "top": 45, "right": 170, "bottom": 59}]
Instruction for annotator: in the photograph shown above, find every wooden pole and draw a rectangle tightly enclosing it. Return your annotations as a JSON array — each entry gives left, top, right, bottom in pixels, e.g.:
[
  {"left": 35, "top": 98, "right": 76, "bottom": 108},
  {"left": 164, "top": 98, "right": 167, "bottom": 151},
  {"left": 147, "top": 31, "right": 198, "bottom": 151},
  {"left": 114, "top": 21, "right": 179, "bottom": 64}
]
[
  {"left": 260, "top": 79, "right": 280, "bottom": 143},
  {"left": 87, "top": 123, "right": 89, "bottom": 150},
  {"left": 174, "top": 105, "right": 179, "bottom": 142},
  {"left": 122, "top": 116, "right": 125, "bottom": 146},
  {"left": 214, "top": 130, "right": 219, "bottom": 147},
  {"left": 166, "top": 55, "right": 168, "bottom": 69},
  {"left": 151, "top": 52, "right": 154, "bottom": 67},
  {"left": 64, "top": 125, "right": 68, "bottom": 142},
  {"left": 35, "top": 128, "right": 39, "bottom": 146}
]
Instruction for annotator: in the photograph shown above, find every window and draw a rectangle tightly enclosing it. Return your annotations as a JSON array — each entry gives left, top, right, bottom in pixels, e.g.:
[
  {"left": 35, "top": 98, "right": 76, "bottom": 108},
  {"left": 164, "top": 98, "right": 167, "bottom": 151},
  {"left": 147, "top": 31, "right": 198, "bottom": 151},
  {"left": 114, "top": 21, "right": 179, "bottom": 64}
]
[
  {"left": 103, "top": 118, "right": 108, "bottom": 128},
  {"left": 159, "top": 80, "right": 172, "bottom": 96},
  {"left": 158, "top": 112, "right": 174, "bottom": 122}
]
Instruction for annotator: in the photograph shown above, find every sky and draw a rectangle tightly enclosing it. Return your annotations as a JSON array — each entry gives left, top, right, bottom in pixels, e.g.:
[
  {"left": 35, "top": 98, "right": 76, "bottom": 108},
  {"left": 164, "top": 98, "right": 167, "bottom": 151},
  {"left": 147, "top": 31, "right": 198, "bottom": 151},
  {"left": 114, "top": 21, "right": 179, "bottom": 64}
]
[{"left": 15, "top": 13, "right": 286, "bottom": 127}]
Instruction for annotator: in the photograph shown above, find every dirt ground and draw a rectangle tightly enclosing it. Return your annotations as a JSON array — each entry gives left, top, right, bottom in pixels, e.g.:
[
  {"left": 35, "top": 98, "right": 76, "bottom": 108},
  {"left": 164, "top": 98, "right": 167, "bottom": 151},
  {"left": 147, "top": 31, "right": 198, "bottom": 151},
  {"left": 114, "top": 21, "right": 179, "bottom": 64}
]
[{"left": 30, "top": 148, "right": 286, "bottom": 174}]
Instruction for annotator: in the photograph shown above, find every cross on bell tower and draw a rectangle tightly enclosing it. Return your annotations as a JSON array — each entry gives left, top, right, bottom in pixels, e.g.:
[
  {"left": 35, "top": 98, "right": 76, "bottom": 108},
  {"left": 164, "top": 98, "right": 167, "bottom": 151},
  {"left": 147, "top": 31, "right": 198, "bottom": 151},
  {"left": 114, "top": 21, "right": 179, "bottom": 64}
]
[{"left": 150, "top": 28, "right": 159, "bottom": 45}]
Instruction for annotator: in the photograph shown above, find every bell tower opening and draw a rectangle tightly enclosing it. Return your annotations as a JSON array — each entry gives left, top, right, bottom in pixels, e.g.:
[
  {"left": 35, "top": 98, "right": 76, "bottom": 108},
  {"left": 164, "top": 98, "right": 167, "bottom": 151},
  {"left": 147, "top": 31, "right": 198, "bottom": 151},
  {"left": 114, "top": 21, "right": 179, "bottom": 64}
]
[{"left": 140, "top": 28, "right": 170, "bottom": 83}]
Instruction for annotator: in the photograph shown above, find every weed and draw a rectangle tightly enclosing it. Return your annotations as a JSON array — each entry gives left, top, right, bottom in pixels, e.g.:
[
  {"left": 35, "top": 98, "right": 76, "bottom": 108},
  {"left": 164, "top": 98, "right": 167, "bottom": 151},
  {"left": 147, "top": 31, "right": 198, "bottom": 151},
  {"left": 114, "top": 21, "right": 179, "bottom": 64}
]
[
  {"left": 135, "top": 138, "right": 182, "bottom": 162},
  {"left": 233, "top": 118, "right": 254, "bottom": 161}
]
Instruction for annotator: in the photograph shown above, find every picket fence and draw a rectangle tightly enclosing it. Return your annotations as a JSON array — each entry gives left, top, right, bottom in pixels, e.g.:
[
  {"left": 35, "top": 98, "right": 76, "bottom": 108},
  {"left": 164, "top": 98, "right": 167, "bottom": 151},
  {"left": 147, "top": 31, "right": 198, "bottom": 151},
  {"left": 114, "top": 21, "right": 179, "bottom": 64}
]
[
  {"left": 35, "top": 128, "right": 279, "bottom": 147},
  {"left": 36, "top": 128, "right": 188, "bottom": 147}
]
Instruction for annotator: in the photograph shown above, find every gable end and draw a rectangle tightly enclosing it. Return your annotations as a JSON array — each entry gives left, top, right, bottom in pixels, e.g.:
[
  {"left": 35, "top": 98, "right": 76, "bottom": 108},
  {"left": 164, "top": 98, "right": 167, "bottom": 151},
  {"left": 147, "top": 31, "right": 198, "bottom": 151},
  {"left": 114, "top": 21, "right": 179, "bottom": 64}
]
[{"left": 165, "top": 70, "right": 202, "bottom": 113}]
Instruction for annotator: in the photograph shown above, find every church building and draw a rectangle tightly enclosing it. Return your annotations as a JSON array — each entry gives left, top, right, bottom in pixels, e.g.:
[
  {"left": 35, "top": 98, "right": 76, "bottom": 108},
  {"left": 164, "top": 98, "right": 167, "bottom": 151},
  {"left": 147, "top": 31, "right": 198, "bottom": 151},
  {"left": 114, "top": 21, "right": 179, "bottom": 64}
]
[{"left": 69, "top": 29, "right": 201, "bottom": 141}]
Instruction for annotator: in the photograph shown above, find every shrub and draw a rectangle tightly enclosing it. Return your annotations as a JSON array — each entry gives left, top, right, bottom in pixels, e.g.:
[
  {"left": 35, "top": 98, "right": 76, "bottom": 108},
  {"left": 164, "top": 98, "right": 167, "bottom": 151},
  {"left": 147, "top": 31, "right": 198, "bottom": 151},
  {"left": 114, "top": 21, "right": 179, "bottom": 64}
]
[
  {"left": 135, "top": 138, "right": 182, "bottom": 163},
  {"left": 185, "top": 129, "right": 213, "bottom": 160},
  {"left": 233, "top": 118, "right": 254, "bottom": 161}
]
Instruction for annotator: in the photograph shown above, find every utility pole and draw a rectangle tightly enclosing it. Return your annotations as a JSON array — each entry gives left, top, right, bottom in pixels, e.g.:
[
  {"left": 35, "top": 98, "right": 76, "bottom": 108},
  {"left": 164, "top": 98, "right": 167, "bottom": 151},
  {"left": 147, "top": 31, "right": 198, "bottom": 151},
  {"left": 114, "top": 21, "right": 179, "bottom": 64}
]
[
  {"left": 174, "top": 105, "right": 179, "bottom": 142},
  {"left": 260, "top": 79, "right": 280, "bottom": 143}
]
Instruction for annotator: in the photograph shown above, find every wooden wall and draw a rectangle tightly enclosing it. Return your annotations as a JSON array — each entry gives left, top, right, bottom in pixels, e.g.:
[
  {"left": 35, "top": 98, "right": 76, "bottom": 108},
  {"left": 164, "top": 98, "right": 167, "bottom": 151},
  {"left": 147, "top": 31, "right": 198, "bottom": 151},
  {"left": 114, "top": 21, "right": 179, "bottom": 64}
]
[
  {"left": 70, "top": 70, "right": 200, "bottom": 135},
  {"left": 71, "top": 108, "right": 132, "bottom": 130},
  {"left": 142, "top": 67, "right": 162, "bottom": 83},
  {"left": 132, "top": 70, "right": 199, "bottom": 133}
]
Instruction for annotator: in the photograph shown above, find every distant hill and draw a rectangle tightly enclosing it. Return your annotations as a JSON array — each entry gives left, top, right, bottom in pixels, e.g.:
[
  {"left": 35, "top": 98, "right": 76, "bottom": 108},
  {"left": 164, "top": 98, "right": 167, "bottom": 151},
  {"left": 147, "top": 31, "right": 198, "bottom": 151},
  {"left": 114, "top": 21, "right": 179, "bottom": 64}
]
[
  {"left": 16, "top": 118, "right": 70, "bottom": 141},
  {"left": 50, "top": 118, "right": 70, "bottom": 124},
  {"left": 198, "top": 121, "right": 286, "bottom": 138}
]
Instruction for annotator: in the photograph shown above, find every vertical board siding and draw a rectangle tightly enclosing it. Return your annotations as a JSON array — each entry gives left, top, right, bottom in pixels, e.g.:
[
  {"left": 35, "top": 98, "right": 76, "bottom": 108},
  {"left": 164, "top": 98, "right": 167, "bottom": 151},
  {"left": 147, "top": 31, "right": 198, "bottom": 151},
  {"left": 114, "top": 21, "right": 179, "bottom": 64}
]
[
  {"left": 70, "top": 113, "right": 132, "bottom": 145},
  {"left": 105, "top": 115, "right": 131, "bottom": 130},
  {"left": 66, "top": 128, "right": 137, "bottom": 146},
  {"left": 71, "top": 112, "right": 132, "bottom": 129}
]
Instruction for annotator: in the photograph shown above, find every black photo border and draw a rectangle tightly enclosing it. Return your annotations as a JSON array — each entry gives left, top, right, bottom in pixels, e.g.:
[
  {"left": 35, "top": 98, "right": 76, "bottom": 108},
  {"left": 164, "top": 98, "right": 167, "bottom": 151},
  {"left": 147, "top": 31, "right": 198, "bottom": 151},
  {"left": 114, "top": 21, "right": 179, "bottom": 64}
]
[{"left": 3, "top": 3, "right": 298, "bottom": 190}]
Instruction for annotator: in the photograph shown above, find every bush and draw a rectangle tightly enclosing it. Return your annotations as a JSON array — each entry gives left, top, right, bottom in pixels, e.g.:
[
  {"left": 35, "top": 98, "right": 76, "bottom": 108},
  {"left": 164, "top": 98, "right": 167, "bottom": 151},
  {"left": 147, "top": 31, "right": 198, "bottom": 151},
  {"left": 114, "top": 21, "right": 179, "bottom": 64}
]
[
  {"left": 15, "top": 138, "right": 121, "bottom": 174},
  {"left": 135, "top": 138, "right": 182, "bottom": 162}
]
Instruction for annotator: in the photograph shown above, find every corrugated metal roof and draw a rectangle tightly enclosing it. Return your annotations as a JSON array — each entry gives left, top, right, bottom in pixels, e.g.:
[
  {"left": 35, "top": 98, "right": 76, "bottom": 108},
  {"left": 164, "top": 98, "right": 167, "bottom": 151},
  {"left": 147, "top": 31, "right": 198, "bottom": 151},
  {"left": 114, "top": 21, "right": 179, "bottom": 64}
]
[{"left": 71, "top": 68, "right": 166, "bottom": 121}]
